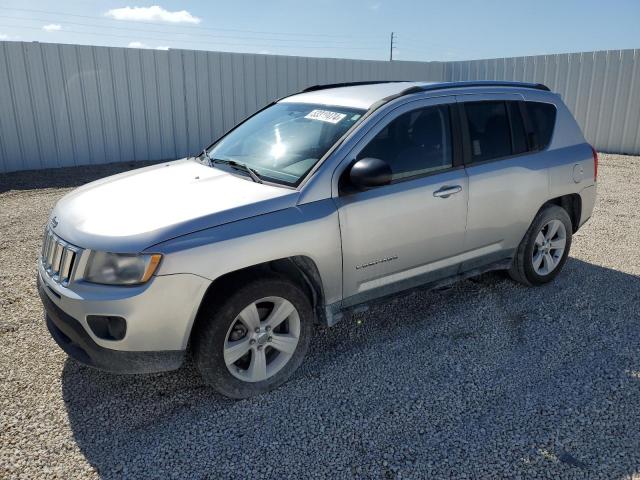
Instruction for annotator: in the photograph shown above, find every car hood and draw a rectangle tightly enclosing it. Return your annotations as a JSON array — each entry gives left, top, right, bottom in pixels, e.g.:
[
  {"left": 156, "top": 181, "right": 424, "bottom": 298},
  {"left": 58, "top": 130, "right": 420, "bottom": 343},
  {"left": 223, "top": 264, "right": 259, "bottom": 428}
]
[{"left": 50, "top": 159, "right": 299, "bottom": 252}]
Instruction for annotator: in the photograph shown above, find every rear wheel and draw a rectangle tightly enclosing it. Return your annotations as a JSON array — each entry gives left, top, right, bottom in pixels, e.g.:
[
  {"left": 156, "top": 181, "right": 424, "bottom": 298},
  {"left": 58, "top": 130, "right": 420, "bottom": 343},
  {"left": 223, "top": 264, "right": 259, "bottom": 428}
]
[
  {"left": 193, "top": 276, "right": 313, "bottom": 399},
  {"left": 509, "top": 205, "right": 572, "bottom": 286}
]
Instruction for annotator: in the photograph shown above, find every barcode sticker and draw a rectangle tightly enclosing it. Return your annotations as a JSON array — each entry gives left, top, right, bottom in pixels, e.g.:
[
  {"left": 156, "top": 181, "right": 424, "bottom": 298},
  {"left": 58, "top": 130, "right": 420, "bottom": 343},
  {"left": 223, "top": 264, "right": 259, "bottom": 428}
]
[{"left": 305, "top": 109, "right": 347, "bottom": 124}]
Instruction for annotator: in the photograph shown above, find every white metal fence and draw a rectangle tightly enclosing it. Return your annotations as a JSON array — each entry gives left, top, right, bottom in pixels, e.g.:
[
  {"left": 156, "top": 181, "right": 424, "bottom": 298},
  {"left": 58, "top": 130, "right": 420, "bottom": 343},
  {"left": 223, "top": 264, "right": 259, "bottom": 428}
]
[
  {"left": 0, "top": 41, "right": 638, "bottom": 173},
  {"left": 0, "top": 41, "right": 444, "bottom": 173},
  {"left": 445, "top": 49, "right": 640, "bottom": 156}
]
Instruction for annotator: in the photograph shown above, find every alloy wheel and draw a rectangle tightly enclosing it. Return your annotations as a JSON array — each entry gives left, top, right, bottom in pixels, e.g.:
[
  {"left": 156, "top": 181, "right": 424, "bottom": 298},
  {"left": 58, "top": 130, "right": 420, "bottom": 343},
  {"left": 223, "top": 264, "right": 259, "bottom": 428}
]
[
  {"left": 532, "top": 219, "right": 567, "bottom": 276},
  {"left": 223, "top": 296, "right": 300, "bottom": 382}
]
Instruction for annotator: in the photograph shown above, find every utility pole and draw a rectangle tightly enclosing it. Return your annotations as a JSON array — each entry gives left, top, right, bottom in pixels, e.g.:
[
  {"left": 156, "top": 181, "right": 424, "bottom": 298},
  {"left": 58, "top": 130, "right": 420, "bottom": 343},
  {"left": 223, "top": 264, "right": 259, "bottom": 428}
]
[{"left": 389, "top": 32, "right": 395, "bottom": 61}]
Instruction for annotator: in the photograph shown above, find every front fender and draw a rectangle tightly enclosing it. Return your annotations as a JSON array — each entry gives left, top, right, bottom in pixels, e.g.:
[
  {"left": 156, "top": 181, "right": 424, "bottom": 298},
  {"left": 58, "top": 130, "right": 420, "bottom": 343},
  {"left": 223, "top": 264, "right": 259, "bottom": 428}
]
[{"left": 148, "top": 200, "right": 343, "bottom": 305}]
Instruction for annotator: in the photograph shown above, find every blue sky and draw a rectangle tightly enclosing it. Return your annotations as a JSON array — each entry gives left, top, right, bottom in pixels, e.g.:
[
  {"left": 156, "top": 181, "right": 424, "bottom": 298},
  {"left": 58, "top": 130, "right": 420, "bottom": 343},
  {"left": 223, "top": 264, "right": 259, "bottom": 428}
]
[{"left": 0, "top": 0, "right": 639, "bottom": 61}]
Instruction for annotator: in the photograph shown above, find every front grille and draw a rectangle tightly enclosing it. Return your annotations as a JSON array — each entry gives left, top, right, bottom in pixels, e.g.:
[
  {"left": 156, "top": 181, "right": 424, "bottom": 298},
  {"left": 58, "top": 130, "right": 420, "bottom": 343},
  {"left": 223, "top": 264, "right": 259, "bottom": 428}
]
[{"left": 41, "top": 228, "right": 80, "bottom": 285}]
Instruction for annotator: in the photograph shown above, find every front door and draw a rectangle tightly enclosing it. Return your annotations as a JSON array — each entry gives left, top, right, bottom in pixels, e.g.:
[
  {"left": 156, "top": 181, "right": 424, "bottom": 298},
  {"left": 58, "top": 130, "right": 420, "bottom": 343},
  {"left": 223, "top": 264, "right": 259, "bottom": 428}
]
[{"left": 334, "top": 97, "right": 469, "bottom": 306}]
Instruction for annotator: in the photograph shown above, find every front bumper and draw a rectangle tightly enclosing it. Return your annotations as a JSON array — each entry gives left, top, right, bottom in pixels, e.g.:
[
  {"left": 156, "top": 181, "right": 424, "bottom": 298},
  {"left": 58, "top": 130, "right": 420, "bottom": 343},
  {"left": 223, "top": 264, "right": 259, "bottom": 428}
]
[
  {"left": 37, "top": 260, "right": 210, "bottom": 352},
  {"left": 39, "top": 275, "right": 185, "bottom": 373}
]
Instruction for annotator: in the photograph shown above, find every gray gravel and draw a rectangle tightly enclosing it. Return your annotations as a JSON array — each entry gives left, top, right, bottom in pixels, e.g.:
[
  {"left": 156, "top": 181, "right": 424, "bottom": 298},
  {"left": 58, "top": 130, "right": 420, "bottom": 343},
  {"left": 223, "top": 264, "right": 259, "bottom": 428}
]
[{"left": 1, "top": 154, "right": 640, "bottom": 479}]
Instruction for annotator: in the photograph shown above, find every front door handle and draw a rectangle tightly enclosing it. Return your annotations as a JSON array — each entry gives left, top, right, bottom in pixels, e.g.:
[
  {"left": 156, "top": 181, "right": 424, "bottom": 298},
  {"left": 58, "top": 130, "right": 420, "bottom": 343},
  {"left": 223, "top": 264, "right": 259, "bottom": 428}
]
[{"left": 433, "top": 185, "right": 462, "bottom": 198}]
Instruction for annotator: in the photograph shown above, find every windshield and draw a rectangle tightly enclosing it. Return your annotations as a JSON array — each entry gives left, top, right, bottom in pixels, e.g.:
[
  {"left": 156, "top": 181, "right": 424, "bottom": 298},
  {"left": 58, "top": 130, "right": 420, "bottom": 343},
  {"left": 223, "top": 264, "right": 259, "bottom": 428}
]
[{"left": 205, "top": 103, "right": 365, "bottom": 185}]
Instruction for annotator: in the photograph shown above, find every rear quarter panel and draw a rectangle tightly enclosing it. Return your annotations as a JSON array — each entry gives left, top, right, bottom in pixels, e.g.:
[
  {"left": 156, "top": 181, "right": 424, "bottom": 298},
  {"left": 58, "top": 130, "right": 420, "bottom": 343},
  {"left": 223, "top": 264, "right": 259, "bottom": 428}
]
[
  {"left": 547, "top": 143, "right": 595, "bottom": 199},
  {"left": 534, "top": 94, "right": 596, "bottom": 226}
]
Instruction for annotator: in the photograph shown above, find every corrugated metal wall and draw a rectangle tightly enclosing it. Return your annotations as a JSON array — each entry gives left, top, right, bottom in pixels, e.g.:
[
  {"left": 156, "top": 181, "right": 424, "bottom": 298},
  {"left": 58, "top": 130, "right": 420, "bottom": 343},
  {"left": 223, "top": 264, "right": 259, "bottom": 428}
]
[
  {"left": 0, "top": 41, "right": 444, "bottom": 173},
  {"left": 1, "top": 42, "right": 639, "bottom": 173},
  {"left": 445, "top": 49, "right": 640, "bottom": 155}
]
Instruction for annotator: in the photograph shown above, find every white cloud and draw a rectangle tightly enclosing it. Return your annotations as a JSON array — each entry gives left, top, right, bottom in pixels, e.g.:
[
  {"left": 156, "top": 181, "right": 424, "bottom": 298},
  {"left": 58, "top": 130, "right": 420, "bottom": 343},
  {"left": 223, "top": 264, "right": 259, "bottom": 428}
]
[
  {"left": 42, "top": 24, "right": 62, "bottom": 32},
  {"left": 127, "top": 41, "right": 168, "bottom": 50},
  {"left": 128, "top": 41, "right": 149, "bottom": 48},
  {"left": 106, "top": 5, "right": 200, "bottom": 24},
  {"left": 0, "top": 34, "right": 8, "bottom": 40},
  {"left": 370, "top": 2, "right": 381, "bottom": 11}
]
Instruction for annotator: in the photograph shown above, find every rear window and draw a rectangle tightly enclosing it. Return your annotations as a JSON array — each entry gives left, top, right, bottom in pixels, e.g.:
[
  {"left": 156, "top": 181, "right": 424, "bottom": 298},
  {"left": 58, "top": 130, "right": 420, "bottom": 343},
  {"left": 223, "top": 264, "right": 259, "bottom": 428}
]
[{"left": 526, "top": 102, "right": 557, "bottom": 150}]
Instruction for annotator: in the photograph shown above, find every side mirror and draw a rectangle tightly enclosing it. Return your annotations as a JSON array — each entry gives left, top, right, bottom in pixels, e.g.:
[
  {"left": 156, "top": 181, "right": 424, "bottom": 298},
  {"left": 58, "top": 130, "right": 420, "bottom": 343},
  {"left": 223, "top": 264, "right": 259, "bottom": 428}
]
[{"left": 349, "top": 157, "right": 392, "bottom": 189}]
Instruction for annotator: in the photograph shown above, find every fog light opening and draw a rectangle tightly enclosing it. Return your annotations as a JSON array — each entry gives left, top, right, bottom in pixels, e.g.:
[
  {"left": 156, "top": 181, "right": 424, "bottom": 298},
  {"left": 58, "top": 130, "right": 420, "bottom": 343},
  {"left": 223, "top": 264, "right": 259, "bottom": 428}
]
[{"left": 87, "top": 315, "right": 127, "bottom": 341}]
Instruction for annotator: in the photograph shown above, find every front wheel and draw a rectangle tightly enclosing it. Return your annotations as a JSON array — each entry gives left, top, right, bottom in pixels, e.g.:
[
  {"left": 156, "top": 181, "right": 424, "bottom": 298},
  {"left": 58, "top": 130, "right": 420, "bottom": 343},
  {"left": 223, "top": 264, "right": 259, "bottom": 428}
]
[
  {"left": 193, "top": 276, "right": 313, "bottom": 399},
  {"left": 509, "top": 205, "right": 573, "bottom": 286}
]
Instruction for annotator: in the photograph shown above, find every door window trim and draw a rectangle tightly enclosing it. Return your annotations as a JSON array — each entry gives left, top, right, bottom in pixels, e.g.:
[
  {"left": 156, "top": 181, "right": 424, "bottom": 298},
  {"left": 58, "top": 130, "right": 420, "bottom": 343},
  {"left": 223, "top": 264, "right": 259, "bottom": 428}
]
[
  {"left": 505, "top": 101, "right": 526, "bottom": 155},
  {"left": 517, "top": 101, "right": 536, "bottom": 150}
]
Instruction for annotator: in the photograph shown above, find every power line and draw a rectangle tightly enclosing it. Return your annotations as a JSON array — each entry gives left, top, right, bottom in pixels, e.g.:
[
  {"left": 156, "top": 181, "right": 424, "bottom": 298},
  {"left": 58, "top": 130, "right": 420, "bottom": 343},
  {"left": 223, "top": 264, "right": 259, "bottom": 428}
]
[
  {"left": 0, "top": 23, "right": 384, "bottom": 52},
  {"left": 0, "top": 13, "right": 386, "bottom": 47},
  {"left": 399, "top": 35, "right": 485, "bottom": 55},
  {"left": 0, "top": 6, "right": 383, "bottom": 40}
]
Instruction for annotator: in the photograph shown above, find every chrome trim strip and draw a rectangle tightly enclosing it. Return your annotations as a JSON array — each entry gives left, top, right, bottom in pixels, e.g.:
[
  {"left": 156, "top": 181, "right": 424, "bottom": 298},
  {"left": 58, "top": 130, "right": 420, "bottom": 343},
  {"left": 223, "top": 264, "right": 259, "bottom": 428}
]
[{"left": 40, "top": 228, "right": 82, "bottom": 286}]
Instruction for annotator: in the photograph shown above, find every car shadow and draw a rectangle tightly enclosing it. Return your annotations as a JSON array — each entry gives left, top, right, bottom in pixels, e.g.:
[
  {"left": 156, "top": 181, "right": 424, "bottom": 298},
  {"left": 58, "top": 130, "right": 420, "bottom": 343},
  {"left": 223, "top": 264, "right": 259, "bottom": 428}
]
[
  {"left": 0, "top": 161, "right": 162, "bottom": 194},
  {"left": 61, "top": 258, "right": 640, "bottom": 479}
]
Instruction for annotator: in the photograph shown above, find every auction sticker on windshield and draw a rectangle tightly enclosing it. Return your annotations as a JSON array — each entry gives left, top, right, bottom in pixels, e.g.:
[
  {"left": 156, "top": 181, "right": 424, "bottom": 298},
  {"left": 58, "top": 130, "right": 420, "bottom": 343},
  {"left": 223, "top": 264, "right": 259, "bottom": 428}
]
[{"left": 305, "top": 109, "right": 347, "bottom": 124}]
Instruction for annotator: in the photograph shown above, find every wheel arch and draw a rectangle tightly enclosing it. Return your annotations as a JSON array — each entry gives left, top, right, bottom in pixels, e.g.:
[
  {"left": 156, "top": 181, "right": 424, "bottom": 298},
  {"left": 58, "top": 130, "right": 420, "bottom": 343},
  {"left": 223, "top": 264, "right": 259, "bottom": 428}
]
[
  {"left": 189, "top": 256, "right": 327, "bottom": 346},
  {"left": 539, "top": 193, "right": 582, "bottom": 233}
]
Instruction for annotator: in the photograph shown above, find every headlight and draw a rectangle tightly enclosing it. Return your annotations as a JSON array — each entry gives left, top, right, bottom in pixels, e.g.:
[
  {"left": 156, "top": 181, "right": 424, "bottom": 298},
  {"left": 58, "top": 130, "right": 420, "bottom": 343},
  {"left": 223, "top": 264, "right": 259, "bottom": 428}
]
[{"left": 84, "top": 252, "right": 162, "bottom": 285}]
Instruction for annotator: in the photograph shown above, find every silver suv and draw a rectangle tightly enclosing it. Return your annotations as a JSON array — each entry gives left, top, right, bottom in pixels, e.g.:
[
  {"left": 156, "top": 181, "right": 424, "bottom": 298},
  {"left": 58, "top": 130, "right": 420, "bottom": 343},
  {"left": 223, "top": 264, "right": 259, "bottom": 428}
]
[{"left": 38, "top": 81, "right": 597, "bottom": 398}]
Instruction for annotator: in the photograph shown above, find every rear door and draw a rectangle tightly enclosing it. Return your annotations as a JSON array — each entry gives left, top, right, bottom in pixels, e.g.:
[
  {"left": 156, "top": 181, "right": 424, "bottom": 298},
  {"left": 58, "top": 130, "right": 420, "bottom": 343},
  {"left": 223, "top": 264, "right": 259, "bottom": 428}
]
[
  {"left": 456, "top": 93, "right": 550, "bottom": 270},
  {"left": 334, "top": 97, "right": 469, "bottom": 305}
]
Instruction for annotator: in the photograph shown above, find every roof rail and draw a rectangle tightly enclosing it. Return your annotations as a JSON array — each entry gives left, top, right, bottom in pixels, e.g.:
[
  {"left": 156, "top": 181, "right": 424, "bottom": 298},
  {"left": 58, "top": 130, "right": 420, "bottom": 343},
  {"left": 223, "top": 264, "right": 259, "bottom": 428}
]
[
  {"left": 302, "top": 80, "right": 550, "bottom": 95},
  {"left": 362, "top": 80, "right": 552, "bottom": 120},
  {"left": 302, "top": 80, "right": 411, "bottom": 93},
  {"left": 406, "top": 80, "right": 551, "bottom": 94}
]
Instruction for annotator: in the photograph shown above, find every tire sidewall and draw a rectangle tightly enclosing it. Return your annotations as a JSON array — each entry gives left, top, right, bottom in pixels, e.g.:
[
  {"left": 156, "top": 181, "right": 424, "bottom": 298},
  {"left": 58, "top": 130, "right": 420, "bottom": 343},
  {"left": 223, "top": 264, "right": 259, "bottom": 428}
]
[
  {"left": 522, "top": 206, "right": 573, "bottom": 285},
  {"left": 194, "top": 276, "right": 313, "bottom": 399}
]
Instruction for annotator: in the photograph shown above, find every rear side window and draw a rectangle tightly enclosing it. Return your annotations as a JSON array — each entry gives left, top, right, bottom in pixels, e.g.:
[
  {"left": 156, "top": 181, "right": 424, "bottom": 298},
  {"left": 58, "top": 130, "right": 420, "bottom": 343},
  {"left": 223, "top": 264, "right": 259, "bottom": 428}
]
[
  {"left": 526, "top": 102, "right": 557, "bottom": 150},
  {"left": 463, "top": 100, "right": 552, "bottom": 163},
  {"left": 464, "top": 102, "right": 512, "bottom": 162}
]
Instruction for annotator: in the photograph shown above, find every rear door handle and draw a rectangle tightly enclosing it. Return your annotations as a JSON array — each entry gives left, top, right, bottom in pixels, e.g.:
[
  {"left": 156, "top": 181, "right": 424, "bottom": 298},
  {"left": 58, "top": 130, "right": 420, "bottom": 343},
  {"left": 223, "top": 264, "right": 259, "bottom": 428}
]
[{"left": 433, "top": 185, "right": 462, "bottom": 198}]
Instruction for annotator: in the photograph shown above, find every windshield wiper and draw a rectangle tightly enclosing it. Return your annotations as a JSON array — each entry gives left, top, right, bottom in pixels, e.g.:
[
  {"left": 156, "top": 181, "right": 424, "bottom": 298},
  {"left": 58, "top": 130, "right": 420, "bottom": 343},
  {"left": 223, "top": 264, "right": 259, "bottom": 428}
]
[{"left": 210, "top": 158, "right": 263, "bottom": 184}]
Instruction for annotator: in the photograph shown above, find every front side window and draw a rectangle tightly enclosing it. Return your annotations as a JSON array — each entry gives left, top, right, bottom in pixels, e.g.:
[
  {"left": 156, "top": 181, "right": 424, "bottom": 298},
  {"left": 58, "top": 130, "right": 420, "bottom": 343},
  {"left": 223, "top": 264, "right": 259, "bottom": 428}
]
[
  {"left": 206, "top": 103, "right": 364, "bottom": 185},
  {"left": 358, "top": 105, "right": 453, "bottom": 180}
]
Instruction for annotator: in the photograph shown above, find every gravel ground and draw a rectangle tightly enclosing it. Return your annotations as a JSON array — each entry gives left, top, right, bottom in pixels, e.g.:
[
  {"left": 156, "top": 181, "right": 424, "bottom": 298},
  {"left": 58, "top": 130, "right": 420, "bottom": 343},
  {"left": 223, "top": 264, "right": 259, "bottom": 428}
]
[{"left": 1, "top": 154, "right": 639, "bottom": 479}]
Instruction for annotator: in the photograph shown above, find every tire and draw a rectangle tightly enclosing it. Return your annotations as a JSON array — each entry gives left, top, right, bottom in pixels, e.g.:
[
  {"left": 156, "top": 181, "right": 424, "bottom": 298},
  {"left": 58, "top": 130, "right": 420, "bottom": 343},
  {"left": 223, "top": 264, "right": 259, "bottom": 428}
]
[
  {"left": 192, "top": 275, "right": 313, "bottom": 399},
  {"left": 509, "top": 205, "right": 573, "bottom": 286}
]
